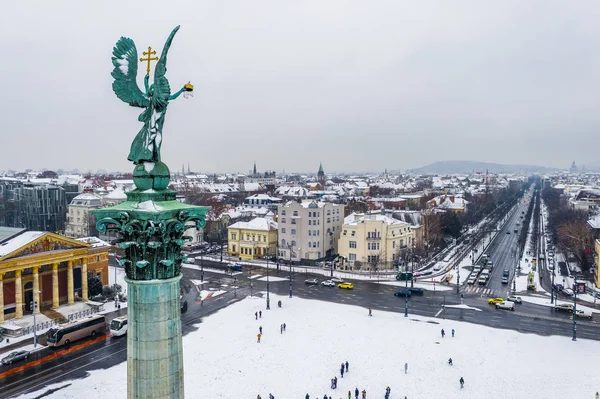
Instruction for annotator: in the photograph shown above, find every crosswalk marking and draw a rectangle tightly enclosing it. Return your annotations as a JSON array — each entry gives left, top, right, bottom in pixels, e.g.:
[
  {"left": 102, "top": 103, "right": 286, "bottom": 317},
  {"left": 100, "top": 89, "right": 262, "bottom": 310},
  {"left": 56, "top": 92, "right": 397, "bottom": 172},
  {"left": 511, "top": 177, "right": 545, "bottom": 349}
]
[{"left": 463, "top": 286, "right": 495, "bottom": 296}]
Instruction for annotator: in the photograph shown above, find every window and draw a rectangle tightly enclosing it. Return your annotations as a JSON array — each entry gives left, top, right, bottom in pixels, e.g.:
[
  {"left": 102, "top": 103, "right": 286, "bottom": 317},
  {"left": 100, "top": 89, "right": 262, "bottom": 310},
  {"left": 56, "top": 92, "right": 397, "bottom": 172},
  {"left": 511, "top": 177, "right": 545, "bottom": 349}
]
[
  {"left": 291, "top": 229, "right": 296, "bottom": 235},
  {"left": 282, "top": 218, "right": 286, "bottom": 223},
  {"left": 316, "top": 242, "right": 319, "bottom": 248},
  {"left": 293, "top": 211, "right": 298, "bottom": 216},
  {"left": 309, "top": 230, "right": 312, "bottom": 236},
  {"left": 343, "top": 230, "right": 347, "bottom": 236},
  {"left": 317, "top": 220, "right": 320, "bottom": 225},
  {"left": 281, "top": 239, "right": 287, "bottom": 246},
  {"left": 349, "top": 241, "right": 357, "bottom": 249},
  {"left": 281, "top": 210, "right": 286, "bottom": 216},
  {"left": 327, "top": 210, "right": 331, "bottom": 215},
  {"left": 351, "top": 231, "right": 355, "bottom": 236},
  {"left": 327, "top": 218, "right": 331, "bottom": 223},
  {"left": 309, "top": 220, "right": 312, "bottom": 225},
  {"left": 349, "top": 253, "right": 356, "bottom": 261},
  {"left": 282, "top": 228, "right": 286, "bottom": 233},
  {"left": 291, "top": 219, "right": 296, "bottom": 224},
  {"left": 392, "top": 241, "right": 396, "bottom": 248},
  {"left": 291, "top": 240, "right": 296, "bottom": 247}
]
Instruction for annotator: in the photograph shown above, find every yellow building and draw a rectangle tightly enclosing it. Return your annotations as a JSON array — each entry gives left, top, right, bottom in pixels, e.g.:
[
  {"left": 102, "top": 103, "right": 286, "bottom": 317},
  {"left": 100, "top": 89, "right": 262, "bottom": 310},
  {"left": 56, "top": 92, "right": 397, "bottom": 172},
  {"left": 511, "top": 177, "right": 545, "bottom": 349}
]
[
  {"left": 338, "top": 212, "right": 415, "bottom": 271},
  {"left": 0, "top": 228, "right": 109, "bottom": 323},
  {"left": 595, "top": 239, "right": 600, "bottom": 289},
  {"left": 228, "top": 218, "right": 278, "bottom": 260}
]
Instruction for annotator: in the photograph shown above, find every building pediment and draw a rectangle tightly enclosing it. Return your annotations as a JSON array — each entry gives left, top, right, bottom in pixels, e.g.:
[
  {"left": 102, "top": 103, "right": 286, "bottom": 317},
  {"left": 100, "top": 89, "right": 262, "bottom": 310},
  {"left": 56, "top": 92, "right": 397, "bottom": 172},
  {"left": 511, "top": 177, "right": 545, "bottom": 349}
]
[{"left": 0, "top": 232, "right": 91, "bottom": 262}]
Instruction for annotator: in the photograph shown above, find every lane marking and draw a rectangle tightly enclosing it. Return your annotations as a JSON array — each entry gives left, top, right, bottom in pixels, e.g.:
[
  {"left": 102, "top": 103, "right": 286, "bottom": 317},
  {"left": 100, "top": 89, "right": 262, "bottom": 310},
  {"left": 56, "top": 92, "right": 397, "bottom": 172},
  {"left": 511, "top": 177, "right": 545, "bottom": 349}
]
[
  {"left": 434, "top": 308, "right": 444, "bottom": 317},
  {"left": 0, "top": 334, "right": 111, "bottom": 379}
]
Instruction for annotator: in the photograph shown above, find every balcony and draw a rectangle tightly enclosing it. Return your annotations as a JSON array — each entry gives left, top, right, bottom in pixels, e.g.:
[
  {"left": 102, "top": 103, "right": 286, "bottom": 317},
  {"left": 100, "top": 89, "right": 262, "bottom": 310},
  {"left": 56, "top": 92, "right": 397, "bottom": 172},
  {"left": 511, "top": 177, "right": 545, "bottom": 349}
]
[{"left": 366, "top": 236, "right": 381, "bottom": 240}]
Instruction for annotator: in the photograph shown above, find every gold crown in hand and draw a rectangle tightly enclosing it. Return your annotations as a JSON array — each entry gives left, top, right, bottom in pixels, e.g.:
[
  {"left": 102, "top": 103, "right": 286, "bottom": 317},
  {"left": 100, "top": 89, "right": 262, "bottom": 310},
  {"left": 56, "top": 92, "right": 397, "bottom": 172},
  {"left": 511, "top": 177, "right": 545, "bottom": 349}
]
[{"left": 184, "top": 82, "right": 194, "bottom": 91}]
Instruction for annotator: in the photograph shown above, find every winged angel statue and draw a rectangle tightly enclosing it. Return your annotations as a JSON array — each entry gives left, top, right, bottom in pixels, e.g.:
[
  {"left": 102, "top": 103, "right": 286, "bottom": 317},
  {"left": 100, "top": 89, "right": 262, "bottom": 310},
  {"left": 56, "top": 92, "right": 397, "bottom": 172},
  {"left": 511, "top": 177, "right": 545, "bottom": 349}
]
[{"left": 111, "top": 26, "right": 193, "bottom": 165}]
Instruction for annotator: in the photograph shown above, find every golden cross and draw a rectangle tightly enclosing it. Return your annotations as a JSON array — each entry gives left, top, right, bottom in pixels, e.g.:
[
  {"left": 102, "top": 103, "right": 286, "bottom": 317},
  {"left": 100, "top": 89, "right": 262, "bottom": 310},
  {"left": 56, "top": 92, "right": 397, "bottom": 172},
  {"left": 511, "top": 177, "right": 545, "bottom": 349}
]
[{"left": 140, "top": 46, "right": 159, "bottom": 75}]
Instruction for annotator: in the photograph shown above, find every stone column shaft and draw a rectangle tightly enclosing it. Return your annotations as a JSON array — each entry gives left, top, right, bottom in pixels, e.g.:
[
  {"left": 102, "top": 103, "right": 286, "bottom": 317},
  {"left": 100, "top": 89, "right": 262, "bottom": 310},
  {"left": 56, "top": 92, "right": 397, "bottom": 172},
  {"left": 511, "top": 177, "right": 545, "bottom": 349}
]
[
  {"left": 67, "top": 261, "right": 74, "bottom": 305},
  {"left": 82, "top": 259, "right": 88, "bottom": 302},
  {"left": 52, "top": 263, "right": 59, "bottom": 309},
  {"left": 0, "top": 273, "right": 4, "bottom": 324},
  {"left": 33, "top": 266, "right": 40, "bottom": 314},
  {"left": 15, "top": 270, "right": 23, "bottom": 319},
  {"left": 127, "top": 275, "right": 184, "bottom": 399}
]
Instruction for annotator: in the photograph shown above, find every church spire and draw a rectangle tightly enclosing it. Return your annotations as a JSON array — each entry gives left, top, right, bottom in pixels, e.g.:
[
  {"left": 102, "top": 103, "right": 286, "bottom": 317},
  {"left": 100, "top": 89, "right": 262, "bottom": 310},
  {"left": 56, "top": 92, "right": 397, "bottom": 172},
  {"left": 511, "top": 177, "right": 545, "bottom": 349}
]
[{"left": 253, "top": 161, "right": 257, "bottom": 175}]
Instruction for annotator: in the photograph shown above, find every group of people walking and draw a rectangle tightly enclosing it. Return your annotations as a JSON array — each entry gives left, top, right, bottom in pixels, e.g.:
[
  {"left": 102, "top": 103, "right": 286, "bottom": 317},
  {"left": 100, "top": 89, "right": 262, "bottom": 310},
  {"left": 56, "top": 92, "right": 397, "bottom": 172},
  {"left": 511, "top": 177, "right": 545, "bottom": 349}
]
[{"left": 254, "top": 310, "right": 286, "bottom": 343}]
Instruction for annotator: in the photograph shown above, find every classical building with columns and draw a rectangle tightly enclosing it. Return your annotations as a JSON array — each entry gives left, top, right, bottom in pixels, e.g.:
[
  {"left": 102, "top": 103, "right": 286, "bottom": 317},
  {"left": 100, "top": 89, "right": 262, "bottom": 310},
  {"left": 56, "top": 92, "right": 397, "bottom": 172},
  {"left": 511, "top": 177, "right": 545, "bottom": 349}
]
[{"left": 0, "top": 227, "right": 109, "bottom": 323}]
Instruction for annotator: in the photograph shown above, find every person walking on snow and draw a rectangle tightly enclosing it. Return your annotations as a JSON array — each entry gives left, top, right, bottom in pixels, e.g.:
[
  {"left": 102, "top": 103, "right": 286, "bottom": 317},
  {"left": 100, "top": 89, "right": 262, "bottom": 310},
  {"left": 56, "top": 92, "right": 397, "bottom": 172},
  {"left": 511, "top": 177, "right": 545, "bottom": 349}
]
[
  {"left": 460, "top": 377, "right": 465, "bottom": 388},
  {"left": 355, "top": 387, "right": 359, "bottom": 399},
  {"left": 259, "top": 326, "right": 262, "bottom": 334},
  {"left": 305, "top": 394, "right": 310, "bottom": 399},
  {"left": 361, "top": 389, "right": 366, "bottom": 398},
  {"left": 448, "top": 357, "right": 453, "bottom": 365},
  {"left": 441, "top": 328, "right": 445, "bottom": 338},
  {"left": 368, "top": 308, "right": 372, "bottom": 317},
  {"left": 334, "top": 376, "right": 338, "bottom": 388},
  {"left": 452, "top": 328, "right": 455, "bottom": 337},
  {"left": 348, "top": 390, "right": 351, "bottom": 399},
  {"left": 340, "top": 365, "right": 344, "bottom": 378},
  {"left": 345, "top": 361, "right": 349, "bottom": 372},
  {"left": 280, "top": 324, "right": 283, "bottom": 334},
  {"left": 404, "top": 362, "right": 408, "bottom": 374},
  {"left": 259, "top": 310, "right": 262, "bottom": 318},
  {"left": 255, "top": 312, "right": 258, "bottom": 320},
  {"left": 283, "top": 323, "right": 286, "bottom": 331},
  {"left": 269, "top": 394, "right": 274, "bottom": 399},
  {"left": 257, "top": 333, "right": 261, "bottom": 343}
]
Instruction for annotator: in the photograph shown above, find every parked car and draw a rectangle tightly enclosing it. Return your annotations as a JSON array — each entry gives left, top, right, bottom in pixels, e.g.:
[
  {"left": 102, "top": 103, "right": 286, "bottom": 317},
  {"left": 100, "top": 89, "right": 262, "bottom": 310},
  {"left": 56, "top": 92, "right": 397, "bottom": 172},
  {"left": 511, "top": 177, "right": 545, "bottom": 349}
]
[
  {"left": 501, "top": 276, "right": 509, "bottom": 284},
  {"left": 554, "top": 303, "right": 574, "bottom": 312},
  {"left": 506, "top": 295, "right": 522, "bottom": 304},
  {"left": 562, "top": 288, "right": 574, "bottom": 297},
  {"left": 496, "top": 301, "right": 515, "bottom": 311},
  {"left": 488, "top": 297, "right": 504, "bottom": 305},
  {"left": 575, "top": 309, "right": 593, "bottom": 319},
  {"left": 331, "top": 277, "right": 343, "bottom": 283},
  {"left": 338, "top": 282, "right": 354, "bottom": 289},
  {"left": 394, "top": 289, "right": 412, "bottom": 297},
  {"left": 305, "top": 278, "right": 319, "bottom": 285},
  {"left": 408, "top": 287, "right": 424, "bottom": 295},
  {"left": 1, "top": 350, "right": 30, "bottom": 365},
  {"left": 321, "top": 279, "right": 335, "bottom": 287}
]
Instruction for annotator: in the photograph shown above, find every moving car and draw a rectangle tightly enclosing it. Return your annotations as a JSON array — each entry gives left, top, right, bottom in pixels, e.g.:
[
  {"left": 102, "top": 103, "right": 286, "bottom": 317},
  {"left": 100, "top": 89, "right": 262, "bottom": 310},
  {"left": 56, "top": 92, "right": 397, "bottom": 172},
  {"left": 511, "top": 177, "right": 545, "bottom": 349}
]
[
  {"left": 1, "top": 350, "right": 30, "bottom": 365},
  {"left": 496, "top": 301, "right": 515, "bottom": 311},
  {"left": 467, "top": 275, "right": 477, "bottom": 285},
  {"left": 575, "top": 309, "right": 593, "bottom": 319},
  {"left": 305, "top": 278, "right": 319, "bottom": 285},
  {"left": 321, "top": 279, "right": 335, "bottom": 287},
  {"left": 501, "top": 276, "right": 509, "bottom": 284},
  {"left": 408, "top": 287, "right": 424, "bottom": 295},
  {"left": 338, "top": 282, "right": 354, "bottom": 289},
  {"left": 506, "top": 295, "right": 522, "bottom": 304},
  {"left": 331, "top": 277, "right": 343, "bottom": 283},
  {"left": 229, "top": 264, "right": 243, "bottom": 272},
  {"left": 394, "top": 289, "right": 412, "bottom": 297},
  {"left": 554, "top": 303, "right": 574, "bottom": 312},
  {"left": 488, "top": 297, "right": 504, "bottom": 305}
]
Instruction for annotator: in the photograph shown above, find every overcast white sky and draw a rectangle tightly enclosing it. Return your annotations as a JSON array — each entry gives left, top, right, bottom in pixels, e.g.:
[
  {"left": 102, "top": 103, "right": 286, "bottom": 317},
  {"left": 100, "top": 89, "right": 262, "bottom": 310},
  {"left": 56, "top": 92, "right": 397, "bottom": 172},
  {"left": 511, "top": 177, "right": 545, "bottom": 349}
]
[{"left": 1, "top": 1, "right": 599, "bottom": 174}]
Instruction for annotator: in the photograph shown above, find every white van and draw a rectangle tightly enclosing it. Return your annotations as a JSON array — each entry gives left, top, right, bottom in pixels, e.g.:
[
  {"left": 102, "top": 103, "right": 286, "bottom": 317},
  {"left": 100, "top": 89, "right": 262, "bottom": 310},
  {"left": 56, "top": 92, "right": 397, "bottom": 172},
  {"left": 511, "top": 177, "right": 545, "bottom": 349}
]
[{"left": 110, "top": 316, "right": 128, "bottom": 337}]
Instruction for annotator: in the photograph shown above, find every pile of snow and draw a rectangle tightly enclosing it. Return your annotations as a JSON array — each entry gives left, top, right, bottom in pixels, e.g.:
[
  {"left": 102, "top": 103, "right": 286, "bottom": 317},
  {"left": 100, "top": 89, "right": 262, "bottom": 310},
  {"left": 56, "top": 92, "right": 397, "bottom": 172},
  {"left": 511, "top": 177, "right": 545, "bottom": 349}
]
[{"left": 18, "top": 294, "right": 600, "bottom": 398}]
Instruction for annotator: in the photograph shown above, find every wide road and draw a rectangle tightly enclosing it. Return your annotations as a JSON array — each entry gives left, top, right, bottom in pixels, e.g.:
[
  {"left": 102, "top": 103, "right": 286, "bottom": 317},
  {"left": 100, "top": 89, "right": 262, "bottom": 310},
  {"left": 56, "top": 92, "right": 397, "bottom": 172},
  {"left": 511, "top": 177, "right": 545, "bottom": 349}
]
[
  {"left": 3, "top": 255, "right": 600, "bottom": 398},
  {"left": 462, "top": 187, "right": 533, "bottom": 298}
]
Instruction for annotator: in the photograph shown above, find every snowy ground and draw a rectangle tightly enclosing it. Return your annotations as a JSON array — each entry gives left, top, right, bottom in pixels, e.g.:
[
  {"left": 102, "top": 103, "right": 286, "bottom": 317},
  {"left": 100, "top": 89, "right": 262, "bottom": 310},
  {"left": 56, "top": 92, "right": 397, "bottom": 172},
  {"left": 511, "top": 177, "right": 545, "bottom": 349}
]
[{"left": 16, "top": 293, "right": 600, "bottom": 399}]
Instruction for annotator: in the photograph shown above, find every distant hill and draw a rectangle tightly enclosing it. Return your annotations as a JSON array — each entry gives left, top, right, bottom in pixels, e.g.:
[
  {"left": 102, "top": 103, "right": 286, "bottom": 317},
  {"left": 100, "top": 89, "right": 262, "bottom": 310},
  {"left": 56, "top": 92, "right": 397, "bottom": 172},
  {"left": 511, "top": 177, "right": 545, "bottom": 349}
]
[{"left": 408, "top": 160, "right": 558, "bottom": 175}]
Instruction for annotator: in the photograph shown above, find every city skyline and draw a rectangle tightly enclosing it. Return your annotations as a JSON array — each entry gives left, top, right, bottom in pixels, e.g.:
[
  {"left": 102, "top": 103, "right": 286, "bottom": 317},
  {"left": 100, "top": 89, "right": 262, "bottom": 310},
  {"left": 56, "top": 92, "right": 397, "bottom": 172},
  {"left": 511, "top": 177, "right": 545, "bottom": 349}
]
[{"left": 2, "top": 1, "right": 600, "bottom": 172}]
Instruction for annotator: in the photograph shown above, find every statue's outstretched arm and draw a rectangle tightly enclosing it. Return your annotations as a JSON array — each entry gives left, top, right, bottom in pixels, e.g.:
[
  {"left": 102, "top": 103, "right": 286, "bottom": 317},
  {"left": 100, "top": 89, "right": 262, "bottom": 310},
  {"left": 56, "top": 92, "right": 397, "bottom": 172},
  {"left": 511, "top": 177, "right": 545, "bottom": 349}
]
[
  {"left": 144, "top": 75, "right": 150, "bottom": 95},
  {"left": 169, "top": 88, "right": 185, "bottom": 100}
]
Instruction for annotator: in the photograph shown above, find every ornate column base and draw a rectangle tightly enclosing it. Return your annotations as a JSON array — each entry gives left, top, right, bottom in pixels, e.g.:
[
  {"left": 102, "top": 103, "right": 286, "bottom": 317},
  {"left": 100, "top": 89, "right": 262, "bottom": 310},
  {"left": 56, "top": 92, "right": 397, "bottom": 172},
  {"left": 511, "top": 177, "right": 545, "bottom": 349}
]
[{"left": 126, "top": 275, "right": 184, "bottom": 399}]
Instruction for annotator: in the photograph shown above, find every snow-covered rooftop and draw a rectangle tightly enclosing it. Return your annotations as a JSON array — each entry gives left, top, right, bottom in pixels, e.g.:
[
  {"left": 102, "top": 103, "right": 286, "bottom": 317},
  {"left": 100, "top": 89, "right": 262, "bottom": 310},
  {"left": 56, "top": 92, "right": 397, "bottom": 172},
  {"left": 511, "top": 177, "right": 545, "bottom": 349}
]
[{"left": 228, "top": 217, "right": 278, "bottom": 231}]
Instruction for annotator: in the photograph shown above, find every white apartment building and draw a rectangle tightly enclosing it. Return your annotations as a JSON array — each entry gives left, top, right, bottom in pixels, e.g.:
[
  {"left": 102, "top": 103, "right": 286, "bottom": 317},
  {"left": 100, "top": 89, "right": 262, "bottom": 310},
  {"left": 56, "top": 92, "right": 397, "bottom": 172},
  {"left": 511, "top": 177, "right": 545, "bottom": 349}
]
[
  {"left": 338, "top": 212, "right": 415, "bottom": 270},
  {"left": 64, "top": 192, "right": 103, "bottom": 238},
  {"left": 277, "top": 200, "right": 345, "bottom": 261}
]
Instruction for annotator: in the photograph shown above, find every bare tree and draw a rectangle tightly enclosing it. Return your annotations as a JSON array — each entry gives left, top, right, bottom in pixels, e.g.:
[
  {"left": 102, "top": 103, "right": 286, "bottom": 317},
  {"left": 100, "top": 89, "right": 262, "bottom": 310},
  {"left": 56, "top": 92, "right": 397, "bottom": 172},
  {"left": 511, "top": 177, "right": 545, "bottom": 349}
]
[{"left": 421, "top": 209, "right": 442, "bottom": 255}]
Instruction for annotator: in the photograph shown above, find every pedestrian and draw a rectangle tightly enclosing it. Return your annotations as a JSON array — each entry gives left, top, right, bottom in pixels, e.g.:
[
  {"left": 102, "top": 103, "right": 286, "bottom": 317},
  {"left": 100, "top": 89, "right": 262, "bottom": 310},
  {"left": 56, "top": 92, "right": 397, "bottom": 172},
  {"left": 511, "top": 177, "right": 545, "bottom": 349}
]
[
  {"left": 257, "top": 395, "right": 261, "bottom": 399},
  {"left": 323, "top": 395, "right": 327, "bottom": 399},
  {"left": 441, "top": 328, "right": 445, "bottom": 338},
  {"left": 460, "top": 376, "right": 464, "bottom": 388},
  {"left": 257, "top": 333, "right": 261, "bottom": 343},
  {"left": 345, "top": 361, "right": 349, "bottom": 372},
  {"left": 404, "top": 362, "right": 408, "bottom": 374},
  {"left": 259, "top": 310, "right": 262, "bottom": 318},
  {"left": 259, "top": 326, "right": 263, "bottom": 334},
  {"left": 448, "top": 357, "right": 453, "bottom": 366},
  {"left": 331, "top": 378, "right": 335, "bottom": 389},
  {"left": 348, "top": 390, "right": 351, "bottom": 399},
  {"left": 452, "top": 328, "right": 455, "bottom": 337},
  {"left": 269, "top": 395, "right": 274, "bottom": 399},
  {"left": 334, "top": 376, "right": 338, "bottom": 388},
  {"left": 255, "top": 311, "right": 258, "bottom": 320},
  {"left": 368, "top": 308, "right": 372, "bottom": 317},
  {"left": 283, "top": 323, "right": 286, "bottom": 331},
  {"left": 306, "top": 394, "right": 310, "bottom": 399},
  {"left": 361, "top": 389, "right": 366, "bottom": 398},
  {"left": 280, "top": 324, "right": 283, "bottom": 334},
  {"left": 355, "top": 387, "right": 359, "bottom": 399},
  {"left": 340, "top": 365, "right": 344, "bottom": 378}
]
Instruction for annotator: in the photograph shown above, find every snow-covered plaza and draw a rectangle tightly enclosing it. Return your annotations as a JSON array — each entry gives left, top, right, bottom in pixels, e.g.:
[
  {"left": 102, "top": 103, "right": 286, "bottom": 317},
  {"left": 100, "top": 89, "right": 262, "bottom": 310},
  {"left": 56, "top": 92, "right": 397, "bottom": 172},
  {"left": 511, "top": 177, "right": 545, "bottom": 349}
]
[{"left": 18, "top": 293, "right": 600, "bottom": 398}]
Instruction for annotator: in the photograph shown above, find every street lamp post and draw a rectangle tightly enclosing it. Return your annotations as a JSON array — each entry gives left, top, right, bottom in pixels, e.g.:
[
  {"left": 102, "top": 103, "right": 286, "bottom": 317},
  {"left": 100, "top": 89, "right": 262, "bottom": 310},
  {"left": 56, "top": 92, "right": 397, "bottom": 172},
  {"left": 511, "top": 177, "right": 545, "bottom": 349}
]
[
  {"left": 573, "top": 281, "right": 578, "bottom": 341},
  {"left": 266, "top": 248, "right": 270, "bottom": 310},
  {"left": 551, "top": 259, "right": 556, "bottom": 304},
  {"left": 411, "top": 244, "right": 415, "bottom": 289},
  {"left": 404, "top": 294, "right": 408, "bottom": 317},
  {"left": 288, "top": 244, "right": 293, "bottom": 298},
  {"left": 32, "top": 290, "right": 41, "bottom": 348}
]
